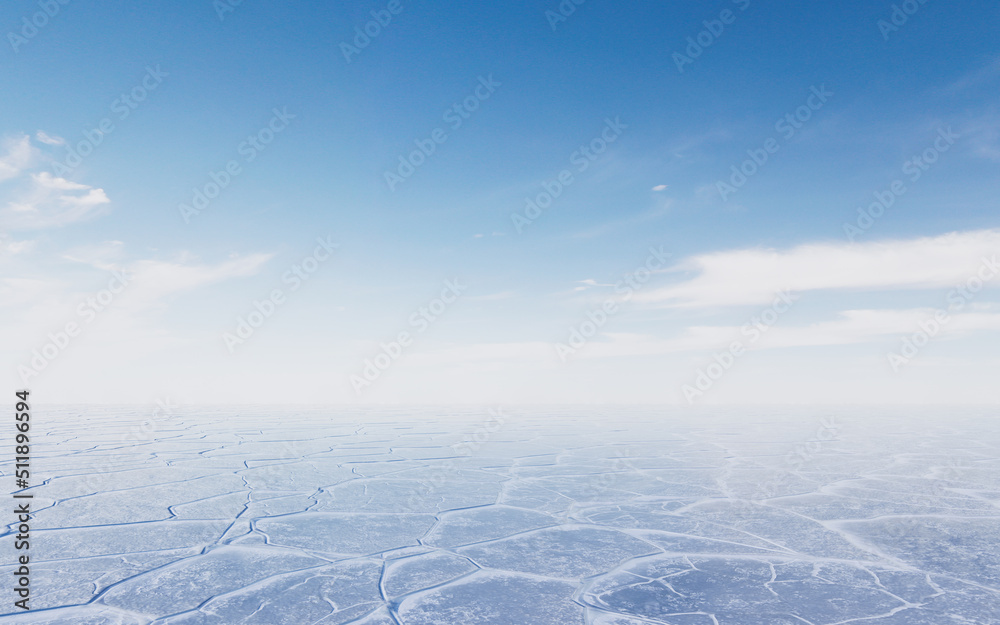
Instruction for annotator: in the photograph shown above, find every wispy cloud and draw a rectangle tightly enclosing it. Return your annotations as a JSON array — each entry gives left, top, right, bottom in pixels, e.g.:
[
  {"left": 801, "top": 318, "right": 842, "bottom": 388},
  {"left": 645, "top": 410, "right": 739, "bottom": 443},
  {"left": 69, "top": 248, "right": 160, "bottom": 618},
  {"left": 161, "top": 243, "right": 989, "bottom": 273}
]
[
  {"left": 35, "top": 130, "right": 65, "bottom": 146},
  {"left": 119, "top": 253, "right": 274, "bottom": 312},
  {"left": 638, "top": 230, "right": 1000, "bottom": 308},
  {"left": 0, "top": 250, "right": 276, "bottom": 366},
  {"left": 469, "top": 291, "right": 518, "bottom": 301},
  {"left": 0, "top": 132, "right": 113, "bottom": 229},
  {"left": 0, "top": 233, "right": 35, "bottom": 257},
  {"left": 568, "top": 202, "right": 672, "bottom": 239},
  {"left": 2, "top": 171, "right": 111, "bottom": 229},
  {"left": 546, "top": 307, "right": 1000, "bottom": 360},
  {"left": 352, "top": 305, "right": 1000, "bottom": 370},
  {"left": 62, "top": 240, "right": 127, "bottom": 271},
  {"left": 0, "top": 134, "right": 34, "bottom": 181},
  {"left": 0, "top": 277, "right": 52, "bottom": 311},
  {"left": 963, "top": 111, "right": 1000, "bottom": 162},
  {"left": 945, "top": 57, "right": 1000, "bottom": 94}
]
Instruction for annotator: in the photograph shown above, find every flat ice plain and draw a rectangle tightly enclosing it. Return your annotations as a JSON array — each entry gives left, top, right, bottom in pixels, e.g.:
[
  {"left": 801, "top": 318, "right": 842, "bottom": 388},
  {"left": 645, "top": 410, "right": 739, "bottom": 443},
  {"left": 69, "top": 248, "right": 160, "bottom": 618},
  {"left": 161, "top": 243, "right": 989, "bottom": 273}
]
[{"left": 2, "top": 406, "right": 999, "bottom": 624}]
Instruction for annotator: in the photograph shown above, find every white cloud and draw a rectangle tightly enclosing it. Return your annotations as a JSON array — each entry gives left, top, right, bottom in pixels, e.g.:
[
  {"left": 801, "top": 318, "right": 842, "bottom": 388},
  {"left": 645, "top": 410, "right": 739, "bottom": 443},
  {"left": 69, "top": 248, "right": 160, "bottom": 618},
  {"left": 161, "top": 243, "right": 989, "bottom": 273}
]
[
  {"left": 5, "top": 240, "right": 34, "bottom": 255},
  {"left": 0, "top": 134, "right": 34, "bottom": 181},
  {"left": 3, "top": 171, "right": 111, "bottom": 229},
  {"left": 0, "top": 133, "right": 112, "bottom": 229},
  {"left": 398, "top": 341, "right": 553, "bottom": 367},
  {"left": 0, "top": 277, "right": 52, "bottom": 310},
  {"left": 62, "top": 240, "right": 127, "bottom": 270},
  {"left": 568, "top": 203, "right": 672, "bottom": 240},
  {"left": 764, "top": 308, "right": 1000, "bottom": 348},
  {"left": 120, "top": 253, "right": 274, "bottom": 312},
  {"left": 963, "top": 111, "right": 1000, "bottom": 162},
  {"left": 542, "top": 307, "right": 1000, "bottom": 361},
  {"left": 638, "top": 229, "right": 1000, "bottom": 308},
  {"left": 71, "top": 254, "right": 275, "bottom": 360},
  {"left": 0, "top": 250, "right": 277, "bottom": 403},
  {"left": 0, "top": 247, "right": 272, "bottom": 319},
  {"left": 340, "top": 304, "right": 1000, "bottom": 377},
  {"left": 0, "top": 233, "right": 35, "bottom": 257},
  {"left": 35, "top": 130, "right": 65, "bottom": 146},
  {"left": 469, "top": 291, "right": 517, "bottom": 301},
  {"left": 945, "top": 57, "right": 1000, "bottom": 94}
]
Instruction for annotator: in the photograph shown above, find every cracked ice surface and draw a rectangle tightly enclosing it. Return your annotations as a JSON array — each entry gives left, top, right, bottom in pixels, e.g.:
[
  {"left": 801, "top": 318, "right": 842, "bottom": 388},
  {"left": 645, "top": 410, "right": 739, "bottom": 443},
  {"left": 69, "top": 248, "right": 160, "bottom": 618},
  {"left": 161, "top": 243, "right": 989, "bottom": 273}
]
[{"left": 2, "top": 406, "right": 999, "bottom": 624}]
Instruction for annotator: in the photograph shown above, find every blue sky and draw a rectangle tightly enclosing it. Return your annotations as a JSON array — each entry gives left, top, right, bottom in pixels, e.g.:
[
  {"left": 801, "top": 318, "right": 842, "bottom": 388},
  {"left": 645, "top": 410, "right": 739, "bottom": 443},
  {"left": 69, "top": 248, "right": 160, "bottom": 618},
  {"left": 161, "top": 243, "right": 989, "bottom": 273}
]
[{"left": 2, "top": 0, "right": 999, "bottom": 404}]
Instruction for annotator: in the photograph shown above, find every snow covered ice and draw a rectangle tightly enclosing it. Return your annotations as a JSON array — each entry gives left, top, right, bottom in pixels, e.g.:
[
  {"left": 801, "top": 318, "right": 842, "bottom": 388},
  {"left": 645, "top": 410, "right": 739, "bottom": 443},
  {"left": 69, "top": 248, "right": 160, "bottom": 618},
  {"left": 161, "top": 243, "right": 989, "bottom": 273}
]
[{"left": 2, "top": 406, "right": 998, "bottom": 624}]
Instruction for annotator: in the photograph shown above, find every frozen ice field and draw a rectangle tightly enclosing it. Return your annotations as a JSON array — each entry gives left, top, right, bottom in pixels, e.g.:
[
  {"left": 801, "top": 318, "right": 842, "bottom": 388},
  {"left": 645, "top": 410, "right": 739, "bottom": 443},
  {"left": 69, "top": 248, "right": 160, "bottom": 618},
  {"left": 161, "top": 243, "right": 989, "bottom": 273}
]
[{"left": 2, "top": 406, "right": 999, "bottom": 624}]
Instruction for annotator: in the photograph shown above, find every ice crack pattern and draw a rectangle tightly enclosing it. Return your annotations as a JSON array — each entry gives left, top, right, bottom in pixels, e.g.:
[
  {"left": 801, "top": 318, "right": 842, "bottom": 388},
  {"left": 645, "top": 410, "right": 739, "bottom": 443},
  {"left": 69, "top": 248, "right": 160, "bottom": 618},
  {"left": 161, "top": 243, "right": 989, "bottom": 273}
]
[{"left": 1, "top": 406, "right": 998, "bottom": 624}]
